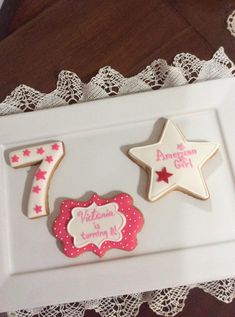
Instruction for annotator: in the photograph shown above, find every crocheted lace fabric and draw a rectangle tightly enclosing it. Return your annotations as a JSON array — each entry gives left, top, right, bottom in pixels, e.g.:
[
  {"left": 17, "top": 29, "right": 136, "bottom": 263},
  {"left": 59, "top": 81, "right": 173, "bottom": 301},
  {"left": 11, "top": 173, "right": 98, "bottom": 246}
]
[
  {"left": 227, "top": 10, "right": 235, "bottom": 38},
  {"left": 3, "top": 47, "right": 235, "bottom": 317}
]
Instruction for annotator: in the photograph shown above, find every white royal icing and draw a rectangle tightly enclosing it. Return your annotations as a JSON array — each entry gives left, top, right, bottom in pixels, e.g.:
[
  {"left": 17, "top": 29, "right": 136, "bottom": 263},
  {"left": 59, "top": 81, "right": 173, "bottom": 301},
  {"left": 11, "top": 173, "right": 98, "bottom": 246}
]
[
  {"left": 9, "top": 141, "right": 64, "bottom": 219},
  {"left": 67, "top": 202, "right": 126, "bottom": 248},
  {"left": 129, "top": 120, "right": 219, "bottom": 201}
]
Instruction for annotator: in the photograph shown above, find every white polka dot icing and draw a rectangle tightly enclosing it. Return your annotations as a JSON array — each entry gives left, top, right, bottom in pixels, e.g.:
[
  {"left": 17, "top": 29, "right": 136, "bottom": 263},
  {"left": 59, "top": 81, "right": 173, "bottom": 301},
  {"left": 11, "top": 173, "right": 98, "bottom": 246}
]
[
  {"left": 9, "top": 141, "right": 64, "bottom": 219},
  {"left": 53, "top": 193, "right": 144, "bottom": 257}
]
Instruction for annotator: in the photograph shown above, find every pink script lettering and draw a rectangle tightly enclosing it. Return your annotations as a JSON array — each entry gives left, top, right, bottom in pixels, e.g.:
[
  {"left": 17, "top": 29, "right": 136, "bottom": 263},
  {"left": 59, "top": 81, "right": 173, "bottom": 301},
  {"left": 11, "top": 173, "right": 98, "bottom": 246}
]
[{"left": 77, "top": 209, "right": 115, "bottom": 223}]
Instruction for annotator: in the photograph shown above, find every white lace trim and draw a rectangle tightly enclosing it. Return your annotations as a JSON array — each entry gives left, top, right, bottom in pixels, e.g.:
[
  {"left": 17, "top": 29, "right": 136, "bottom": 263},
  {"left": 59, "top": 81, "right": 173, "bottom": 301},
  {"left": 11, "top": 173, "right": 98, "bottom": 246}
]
[
  {"left": 4, "top": 47, "right": 235, "bottom": 317},
  {"left": 227, "top": 10, "right": 235, "bottom": 38},
  {"left": 1, "top": 47, "right": 234, "bottom": 116}
]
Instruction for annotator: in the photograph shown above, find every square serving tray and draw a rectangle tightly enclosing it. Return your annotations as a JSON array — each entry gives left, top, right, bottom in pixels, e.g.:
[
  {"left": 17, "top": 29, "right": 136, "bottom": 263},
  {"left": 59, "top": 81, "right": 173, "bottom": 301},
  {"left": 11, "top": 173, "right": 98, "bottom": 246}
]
[{"left": 1, "top": 78, "right": 235, "bottom": 312}]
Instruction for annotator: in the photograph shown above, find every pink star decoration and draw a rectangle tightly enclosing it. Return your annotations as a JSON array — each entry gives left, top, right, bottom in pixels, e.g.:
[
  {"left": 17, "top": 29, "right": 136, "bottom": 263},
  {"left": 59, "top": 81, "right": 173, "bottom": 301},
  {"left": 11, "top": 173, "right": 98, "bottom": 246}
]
[
  {"left": 32, "top": 185, "right": 41, "bottom": 194},
  {"left": 52, "top": 143, "right": 59, "bottom": 151},
  {"left": 45, "top": 155, "right": 53, "bottom": 163},
  {"left": 37, "top": 147, "right": 45, "bottom": 155},
  {"left": 177, "top": 143, "right": 185, "bottom": 151},
  {"left": 35, "top": 168, "right": 47, "bottom": 180},
  {"left": 34, "top": 205, "right": 42, "bottom": 213},
  {"left": 11, "top": 155, "right": 19, "bottom": 163},
  {"left": 23, "top": 149, "right": 31, "bottom": 157}
]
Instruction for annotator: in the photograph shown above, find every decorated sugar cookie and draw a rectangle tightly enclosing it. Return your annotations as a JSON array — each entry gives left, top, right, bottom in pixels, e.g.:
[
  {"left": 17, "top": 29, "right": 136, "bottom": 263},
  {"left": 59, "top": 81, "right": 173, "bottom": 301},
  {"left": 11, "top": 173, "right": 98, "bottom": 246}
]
[
  {"left": 129, "top": 119, "right": 219, "bottom": 201},
  {"left": 53, "top": 193, "right": 144, "bottom": 257},
  {"left": 9, "top": 141, "right": 64, "bottom": 219}
]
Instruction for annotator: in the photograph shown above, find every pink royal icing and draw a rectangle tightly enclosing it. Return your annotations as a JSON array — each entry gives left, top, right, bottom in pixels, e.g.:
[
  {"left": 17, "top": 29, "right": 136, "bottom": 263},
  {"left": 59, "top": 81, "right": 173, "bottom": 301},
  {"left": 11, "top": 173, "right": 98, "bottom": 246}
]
[
  {"left": 23, "top": 149, "right": 31, "bottom": 157},
  {"left": 53, "top": 193, "right": 144, "bottom": 257},
  {"left": 37, "top": 147, "right": 45, "bottom": 155}
]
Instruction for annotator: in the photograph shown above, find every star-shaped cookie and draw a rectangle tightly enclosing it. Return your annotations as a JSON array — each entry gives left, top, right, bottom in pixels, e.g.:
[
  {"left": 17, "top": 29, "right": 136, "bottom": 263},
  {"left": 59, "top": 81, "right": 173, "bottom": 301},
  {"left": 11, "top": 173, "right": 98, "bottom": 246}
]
[{"left": 128, "top": 119, "right": 219, "bottom": 201}]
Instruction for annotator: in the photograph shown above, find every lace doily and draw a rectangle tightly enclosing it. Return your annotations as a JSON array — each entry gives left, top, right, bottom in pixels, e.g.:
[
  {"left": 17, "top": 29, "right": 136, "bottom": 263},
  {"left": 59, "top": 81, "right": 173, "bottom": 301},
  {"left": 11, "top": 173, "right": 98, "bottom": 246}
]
[
  {"left": 227, "top": 10, "right": 235, "bottom": 38},
  {"left": 3, "top": 47, "right": 235, "bottom": 317}
]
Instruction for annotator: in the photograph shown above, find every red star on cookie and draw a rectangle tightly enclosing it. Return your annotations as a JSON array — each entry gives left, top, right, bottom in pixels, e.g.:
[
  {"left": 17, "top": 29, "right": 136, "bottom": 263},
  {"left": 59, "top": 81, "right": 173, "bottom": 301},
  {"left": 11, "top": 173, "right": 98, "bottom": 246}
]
[
  {"left": 32, "top": 185, "right": 41, "bottom": 194},
  {"left": 156, "top": 167, "right": 173, "bottom": 183},
  {"left": 52, "top": 143, "right": 59, "bottom": 151},
  {"left": 23, "top": 149, "right": 31, "bottom": 156},
  {"left": 45, "top": 155, "right": 53, "bottom": 163},
  {"left": 35, "top": 168, "right": 47, "bottom": 180},
  {"left": 37, "top": 147, "right": 45, "bottom": 155},
  {"left": 11, "top": 155, "right": 19, "bottom": 163},
  {"left": 34, "top": 205, "right": 42, "bottom": 213}
]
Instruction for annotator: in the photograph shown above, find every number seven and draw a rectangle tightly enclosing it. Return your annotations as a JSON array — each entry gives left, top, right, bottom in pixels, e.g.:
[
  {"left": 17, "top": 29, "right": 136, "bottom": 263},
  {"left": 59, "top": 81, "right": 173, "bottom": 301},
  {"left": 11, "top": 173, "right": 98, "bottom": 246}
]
[{"left": 9, "top": 141, "right": 65, "bottom": 219}]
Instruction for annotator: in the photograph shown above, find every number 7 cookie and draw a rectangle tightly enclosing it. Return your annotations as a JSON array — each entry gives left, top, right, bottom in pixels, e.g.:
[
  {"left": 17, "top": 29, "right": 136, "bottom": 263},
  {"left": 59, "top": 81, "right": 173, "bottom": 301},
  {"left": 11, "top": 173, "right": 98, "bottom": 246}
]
[{"left": 9, "top": 141, "right": 65, "bottom": 219}]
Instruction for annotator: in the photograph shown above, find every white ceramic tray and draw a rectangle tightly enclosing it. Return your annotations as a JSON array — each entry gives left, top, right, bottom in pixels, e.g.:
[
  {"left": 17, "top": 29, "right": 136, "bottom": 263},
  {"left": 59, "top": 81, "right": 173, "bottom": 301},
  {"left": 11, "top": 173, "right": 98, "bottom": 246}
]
[{"left": 1, "top": 78, "right": 235, "bottom": 312}]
